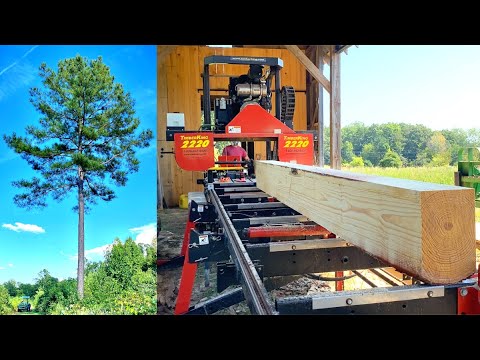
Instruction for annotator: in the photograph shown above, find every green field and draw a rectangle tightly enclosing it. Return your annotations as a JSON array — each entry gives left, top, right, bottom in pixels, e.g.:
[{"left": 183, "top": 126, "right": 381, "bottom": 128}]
[{"left": 343, "top": 165, "right": 456, "bottom": 185}]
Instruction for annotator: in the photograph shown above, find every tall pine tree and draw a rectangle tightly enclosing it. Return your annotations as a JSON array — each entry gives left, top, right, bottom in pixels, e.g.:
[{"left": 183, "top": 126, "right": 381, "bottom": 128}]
[{"left": 4, "top": 55, "right": 153, "bottom": 298}]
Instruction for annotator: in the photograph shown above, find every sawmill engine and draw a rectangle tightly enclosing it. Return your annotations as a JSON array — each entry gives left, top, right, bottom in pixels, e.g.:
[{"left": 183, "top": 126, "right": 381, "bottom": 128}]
[{"left": 214, "top": 64, "right": 295, "bottom": 131}]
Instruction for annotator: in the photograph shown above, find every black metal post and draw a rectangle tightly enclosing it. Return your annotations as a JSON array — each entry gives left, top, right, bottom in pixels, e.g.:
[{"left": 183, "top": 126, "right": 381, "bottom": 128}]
[
  {"left": 274, "top": 66, "right": 281, "bottom": 120},
  {"left": 203, "top": 64, "right": 211, "bottom": 128}
]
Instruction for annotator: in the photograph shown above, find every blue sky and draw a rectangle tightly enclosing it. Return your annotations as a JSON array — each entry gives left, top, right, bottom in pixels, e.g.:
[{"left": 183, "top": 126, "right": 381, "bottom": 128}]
[
  {"left": 336, "top": 45, "right": 480, "bottom": 130},
  {"left": 0, "top": 45, "right": 156, "bottom": 284}
]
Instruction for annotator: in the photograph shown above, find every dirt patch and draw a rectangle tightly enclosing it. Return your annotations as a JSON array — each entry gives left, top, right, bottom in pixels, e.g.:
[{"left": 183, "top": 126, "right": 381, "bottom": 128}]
[
  {"left": 158, "top": 207, "right": 187, "bottom": 259},
  {"left": 157, "top": 208, "right": 187, "bottom": 314}
]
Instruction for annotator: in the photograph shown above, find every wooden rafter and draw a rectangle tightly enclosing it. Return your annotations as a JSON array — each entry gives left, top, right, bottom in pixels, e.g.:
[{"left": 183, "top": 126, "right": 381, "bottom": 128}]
[
  {"left": 234, "top": 45, "right": 310, "bottom": 50},
  {"left": 285, "top": 45, "right": 331, "bottom": 93}
]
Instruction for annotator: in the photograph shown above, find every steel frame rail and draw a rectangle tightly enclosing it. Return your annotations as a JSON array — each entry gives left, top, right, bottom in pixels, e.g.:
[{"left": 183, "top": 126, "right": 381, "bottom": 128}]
[{"left": 208, "top": 188, "right": 275, "bottom": 315}]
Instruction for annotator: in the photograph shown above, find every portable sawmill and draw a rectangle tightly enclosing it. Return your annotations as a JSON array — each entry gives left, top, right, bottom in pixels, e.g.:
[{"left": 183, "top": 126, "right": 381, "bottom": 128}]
[{"left": 162, "top": 55, "right": 480, "bottom": 315}]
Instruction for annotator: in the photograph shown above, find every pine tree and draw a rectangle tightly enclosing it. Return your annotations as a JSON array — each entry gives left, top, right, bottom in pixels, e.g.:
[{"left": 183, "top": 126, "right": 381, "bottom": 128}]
[{"left": 4, "top": 55, "right": 153, "bottom": 298}]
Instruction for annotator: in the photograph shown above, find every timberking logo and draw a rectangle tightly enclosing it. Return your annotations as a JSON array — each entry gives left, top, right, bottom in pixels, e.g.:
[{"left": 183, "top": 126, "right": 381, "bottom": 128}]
[
  {"left": 180, "top": 134, "right": 209, "bottom": 140},
  {"left": 284, "top": 135, "right": 308, "bottom": 141}
]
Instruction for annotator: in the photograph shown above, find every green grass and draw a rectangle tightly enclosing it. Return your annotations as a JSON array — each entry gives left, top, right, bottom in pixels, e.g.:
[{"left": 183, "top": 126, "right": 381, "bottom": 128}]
[
  {"left": 16, "top": 311, "right": 43, "bottom": 315},
  {"left": 343, "top": 165, "right": 456, "bottom": 185}
]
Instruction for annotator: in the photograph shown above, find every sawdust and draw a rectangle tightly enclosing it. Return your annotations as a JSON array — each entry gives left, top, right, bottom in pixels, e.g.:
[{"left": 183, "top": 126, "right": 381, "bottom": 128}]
[{"left": 271, "top": 277, "right": 331, "bottom": 298}]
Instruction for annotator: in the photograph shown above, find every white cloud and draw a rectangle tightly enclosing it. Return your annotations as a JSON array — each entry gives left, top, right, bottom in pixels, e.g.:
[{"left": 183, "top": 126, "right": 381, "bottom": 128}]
[
  {"left": 0, "top": 46, "right": 39, "bottom": 101},
  {"left": 62, "top": 244, "right": 113, "bottom": 262},
  {"left": 0, "top": 267, "right": 5, "bottom": 270},
  {"left": 0, "top": 45, "right": 39, "bottom": 76},
  {"left": 2, "top": 222, "right": 45, "bottom": 234},
  {"left": 85, "top": 244, "right": 113, "bottom": 259},
  {"left": 21, "top": 45, "right": 39, "bottom": 59},
  {"left": 63, "top": 222, "right": 156, "bottom": 262},
  {"left": 7, "top": 263, "right": 13, "bottom": 268},
  {"left": 0, "top": 150, "right": 20, "bottom": 164},
  {"left": 129, "top": 223, "right": 156, "bottom": 246}
]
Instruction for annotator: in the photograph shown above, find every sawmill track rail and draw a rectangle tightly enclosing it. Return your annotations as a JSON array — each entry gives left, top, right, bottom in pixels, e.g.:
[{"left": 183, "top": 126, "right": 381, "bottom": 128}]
[{"left": 209, "top": 188, "right": 275, "bottom": 315}]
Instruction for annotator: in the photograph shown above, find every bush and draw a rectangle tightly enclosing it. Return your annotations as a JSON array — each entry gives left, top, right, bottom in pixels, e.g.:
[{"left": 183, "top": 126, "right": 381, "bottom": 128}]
[
  {"left": 431, "top": 153, "right": 451, "bottom": 166},
  {"left": 379, "top": 150, "right": 403, "bottom": 168},
  {"left": 79, "top": 238, "right": 156, "bottom": 314},
  {"left": 0, "top": 285, "right": 14, "bottom": 315},
  {"left": 31, "top": 288, "right": 44, "bottom": 311},
  {"left": 9, "top": 296, "right": 23, "bottom": 310},
  {"left": 115, "top": 288, "right": 156, "bottom": 315},
  {"left": 350, "top": 156, "right": 365, "bottom": 167},
  {"left": 19, "top": 237, "right": 157, "bottom": 315}
]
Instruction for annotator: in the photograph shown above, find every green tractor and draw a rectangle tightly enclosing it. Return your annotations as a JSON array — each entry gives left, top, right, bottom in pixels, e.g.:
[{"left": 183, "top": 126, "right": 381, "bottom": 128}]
[
  {"left": 17, "top": 296, "right": 31, "bottom": 312},
  {"left": 455, "top": 147, "right": 480, "bottom": 207}
]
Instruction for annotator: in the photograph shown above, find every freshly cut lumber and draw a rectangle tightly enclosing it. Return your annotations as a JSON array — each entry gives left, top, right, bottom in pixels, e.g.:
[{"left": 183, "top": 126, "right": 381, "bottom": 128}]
[{"left": 254, "top": 161, "right": 476, "bottom": 284}]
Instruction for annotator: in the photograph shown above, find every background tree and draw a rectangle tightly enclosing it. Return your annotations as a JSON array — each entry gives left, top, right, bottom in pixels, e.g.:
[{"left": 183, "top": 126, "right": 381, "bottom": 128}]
[
  {"left": 3, "top": 55, "right": 153, "bottom": 299},
  {"left": 79, "top": 237, "right": 156, "bottom": 315},
  {"left": 341, "top": 141, "right": 354, "bottom": 164},
  {"left": 466, "top": 128, "right": 480, "bottom": 146},
  {"left": 441, "top": 128, "right": 468, "bottom": 165},
  {"left": 361, "top": 143, "right": 378, "bottom": 166},
  {"left": 18, "top": 283, "right": 38, "bottom": 297},
  {"left": 399, "top": 123, "right": 432, "bottom": 165},
  {"left": 349, "top": 155, "right": 365, "bottom": 167},
  {"left": 379, "top": 149, "right": 403, "bottom": 168},
  {"left": 3, "top": 279, "right": 18, "bottom": 297},
  {"left": 418, "top": 132, "right": 451, "bottom": 166},
  {"left": 33, "top": 269, "right": 78, "bottom": 313},
  {"left": 0, "top": 285, "right": 13, "bottom": 315},
  {"left": 34, "top": 269, "right": 59, "bottom": 313},
  {"left": 104, "top": 237, "right": 145, "bottom": 289},
  {"left": 323, "top": 126, "right": 330, "bottom": 165},
  {"left": 342, "top": 122, "right": 367, "bottom": 155}
]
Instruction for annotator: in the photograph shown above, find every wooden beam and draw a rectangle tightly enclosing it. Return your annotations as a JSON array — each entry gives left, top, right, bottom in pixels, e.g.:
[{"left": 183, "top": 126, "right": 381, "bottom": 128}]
[
  {"left": 317, "top": 45, "right": 331, "bottom": 66},
  {"left": 330, "top": 45, "right": 341, "bottom": 169},
  {"left": 157, "top": 45, "right": 177, "bottom": 65},
  {"left": 234, "top": 45, "right": 288, "bottom": 50},
  {"left": 305, "top": 50, "right": 314, "bottom": 130},
  {"left": 316, "top": 46, "right": 324, "bottom": 167},
  {"left": 305, "top": 45, "right": 316, "bottom": 59},
  {"left": 254, "top": 161, "right": 477, "bottom": 285},
  {"left": 285, "top": 45, "right": 331, "bottom": 93}
]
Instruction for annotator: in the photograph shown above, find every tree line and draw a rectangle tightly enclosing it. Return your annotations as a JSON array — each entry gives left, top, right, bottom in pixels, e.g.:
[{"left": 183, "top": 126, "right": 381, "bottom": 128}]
[
  {"left": 321, "top": 122, "right": 480, "bottom": 168},
  {"left": 0, "top": 237, "right": 156, "bottom": 315}
]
